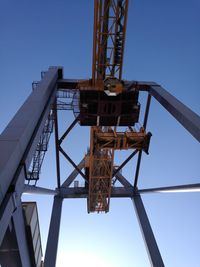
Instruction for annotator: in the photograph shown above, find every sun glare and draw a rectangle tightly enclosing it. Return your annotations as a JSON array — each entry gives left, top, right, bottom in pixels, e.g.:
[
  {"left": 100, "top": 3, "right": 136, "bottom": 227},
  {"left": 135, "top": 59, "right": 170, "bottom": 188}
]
[{"left": 56, "top": 250, "right": 114, "bottom": 267}]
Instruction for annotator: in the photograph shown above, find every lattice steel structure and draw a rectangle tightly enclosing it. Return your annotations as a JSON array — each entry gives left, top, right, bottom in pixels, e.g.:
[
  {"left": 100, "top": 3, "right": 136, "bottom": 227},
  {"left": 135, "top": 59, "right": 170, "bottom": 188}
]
[
  {"left": 0, "top": 0, "right": 200, "bottom": 266},
  {"left": 0, "top": 67, "right": 199, "bottom": 267}
]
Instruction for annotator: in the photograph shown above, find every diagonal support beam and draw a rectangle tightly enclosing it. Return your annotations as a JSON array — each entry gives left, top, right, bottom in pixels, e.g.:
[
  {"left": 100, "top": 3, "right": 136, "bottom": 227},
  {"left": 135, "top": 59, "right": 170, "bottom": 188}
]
[
  {"left": 149, "top": 84, "right": 200, "bottom": 143},
  {"left": 61, "top": 158, "right": 85, "bottom": 187},
  {"left": 132, "top": 194, "right": 165, "bottom": 267},
  {"left": 59, "top": 147, "right": 87, "bottom": 181},
  {"left": 59, "top": 116, "right": 79, "bottom": 145},
  {"left": 113, "top": 150, "right": 138, "bottom": 177},
  {"left": 114, "top": 169, "right": 133, "bottom": 188}
]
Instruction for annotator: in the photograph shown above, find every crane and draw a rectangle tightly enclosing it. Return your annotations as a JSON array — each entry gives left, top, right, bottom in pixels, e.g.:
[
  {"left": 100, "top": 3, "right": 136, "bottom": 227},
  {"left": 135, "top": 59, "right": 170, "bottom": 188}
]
[
  {"left": 77, "top": 0, "right": 152, "bottom": 212},
  {"left": 25, "top": 0, "right": 151, "bottom": 213}
]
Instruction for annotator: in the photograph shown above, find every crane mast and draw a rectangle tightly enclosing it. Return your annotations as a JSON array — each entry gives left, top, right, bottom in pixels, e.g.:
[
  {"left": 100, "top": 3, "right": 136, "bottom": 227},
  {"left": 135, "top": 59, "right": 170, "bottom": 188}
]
[
  {"left": 86, "top": 0, "right": 128, "bottom": 213},
  {"left": 79, "top": 0, "right": 151, "bottom": 213},
  {"left": 92, "top": 0, "right": 128, "bottom": 84}
]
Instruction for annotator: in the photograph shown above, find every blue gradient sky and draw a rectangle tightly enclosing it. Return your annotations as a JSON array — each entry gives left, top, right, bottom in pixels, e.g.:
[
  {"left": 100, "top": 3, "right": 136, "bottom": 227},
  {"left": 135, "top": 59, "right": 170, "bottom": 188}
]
[{"left": 0, "top": 1, "right": 200, "bottom": 266}]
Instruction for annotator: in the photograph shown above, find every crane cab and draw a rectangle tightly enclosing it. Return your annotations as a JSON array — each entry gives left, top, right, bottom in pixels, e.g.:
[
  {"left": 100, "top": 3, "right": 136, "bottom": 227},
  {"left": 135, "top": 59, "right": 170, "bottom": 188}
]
[{"left": 79, "top": 89, "right": 140, "bottom": 126}]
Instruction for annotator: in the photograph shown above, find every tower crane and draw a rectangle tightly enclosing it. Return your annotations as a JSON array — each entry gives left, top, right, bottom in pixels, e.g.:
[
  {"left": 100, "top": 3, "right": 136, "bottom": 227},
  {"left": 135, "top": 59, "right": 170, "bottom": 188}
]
[
  {"left": 25, "top": 0, "right": 151, "bottom": 213},
  {"left": 1, "top": 2, "right": 199, "bottom": 266},
  {"left": 77, "top": 0, "right": 152, "bottom": 212}
]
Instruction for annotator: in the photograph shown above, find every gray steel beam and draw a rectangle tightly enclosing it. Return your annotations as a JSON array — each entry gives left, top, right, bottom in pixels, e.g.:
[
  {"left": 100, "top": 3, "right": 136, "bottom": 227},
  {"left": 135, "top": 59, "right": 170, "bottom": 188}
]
[
  {"left": 138, "top": 183, "right": 200, "bottom": 194},
  {"left": 134, "top": 93, "right": 151, "bottom": 188},
  {"left": 149, "top": 84, "right": 200, "bottom": 143},
  {"left": 61, "top": 158, "right": 85, "bottom": 187},
  {"left": 132, "top": 194, "right": 164, "bottom": 267},
  {"left": 23, "top": 185, "right": 57, "bottom": 195},
  {"left": 113, "top": 150, "right": 138, "bottom": 177},
  {"left": 114, "top": 170, "right": 133, "bottom": 188},
  {"left": 59, "top": 116, "right": 80, "bottom": 145},
  {"left": 57, "top": 79, "right": 155, "bottom": 91},
  {"left": 59, "top": 147, "right": 87, "bottom": 180},
  {"left": 59, "top": 187, "right": 134, "bottom": 198},
  {"left": 12, "top": 204, "right": 32, "bottom": 267},
  {"left": 57, "top": 79, "right": 200, "bottom": 141},
  {"left": 0, "top": 67, "right": 62, "bottom": 258},
  {"left": 111, "top": 187, "right": 134, "bottom": 197},
  {"left": 0, "top": 67, "right": 62, "bottom": 204},
  {"left": 54, "top": 107, "right": 61, "bottom": 188},
  {"left": 44, "top": 196, "right": 63, "bottom": 267},
  {"left": 0, "top": 170, "right": 25, "bottom": 245},
  {"left": 0, "top": 193, "right": 16, "bottom": 245},
  {"left": 143, "top": 93, "right": 152, "bottom": 130}
]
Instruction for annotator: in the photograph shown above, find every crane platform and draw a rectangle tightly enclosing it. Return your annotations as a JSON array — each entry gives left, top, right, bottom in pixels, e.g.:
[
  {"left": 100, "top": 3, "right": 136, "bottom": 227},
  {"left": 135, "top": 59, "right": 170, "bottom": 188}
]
[{"left": 79, "top": 89, "right": 140, "bottom": 126}]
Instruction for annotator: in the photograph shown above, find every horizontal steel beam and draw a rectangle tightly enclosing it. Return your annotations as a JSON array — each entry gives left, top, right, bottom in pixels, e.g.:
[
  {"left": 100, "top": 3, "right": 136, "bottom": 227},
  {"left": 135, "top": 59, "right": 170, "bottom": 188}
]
[
  {"left": 138, "top": 183, "right": 200, "bottom": 193},
  {"left": 57, "top": 79, "right": 81, "bottom": 89},
  {"left": 59, "top": 187, "right": 134, "bottom": 198},
  {"left": 57, "top": 79, "right": 200, "bottom": 143},
  {"left": 23, "top": 185, "right": 57, "bottom": 195},
  {"left": 57, "top": 79, "right": 153, "bottom": 91}
]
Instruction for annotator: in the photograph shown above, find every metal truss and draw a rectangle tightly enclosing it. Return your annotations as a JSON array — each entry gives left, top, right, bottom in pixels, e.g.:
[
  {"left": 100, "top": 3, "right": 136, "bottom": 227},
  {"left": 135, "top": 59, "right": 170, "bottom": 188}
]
[
  {"left": 0, "top": 71, "right": 200, "bottom": 267},
  {"left": 44, "top": 79, "right": 200, "bottom": 267},
  {"left": 92, "top": 0, "right": 128, "bottom": 83}
]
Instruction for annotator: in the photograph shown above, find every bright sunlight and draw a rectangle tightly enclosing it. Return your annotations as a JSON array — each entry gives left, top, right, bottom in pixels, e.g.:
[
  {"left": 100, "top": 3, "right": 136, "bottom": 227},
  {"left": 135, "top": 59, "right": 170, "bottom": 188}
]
[{"left": 56, "top": 250, "right": 115, "bottom": 267}]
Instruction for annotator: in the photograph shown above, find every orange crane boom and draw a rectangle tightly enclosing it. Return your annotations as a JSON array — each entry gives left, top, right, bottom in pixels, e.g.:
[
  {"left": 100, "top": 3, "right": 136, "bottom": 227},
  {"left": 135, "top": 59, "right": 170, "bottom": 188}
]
[
  {"left": 92, "top": 0, "right": 129, "bottom": 84},
  {"left": 83, "top": 0, "right": 151, "bottom": 213}
]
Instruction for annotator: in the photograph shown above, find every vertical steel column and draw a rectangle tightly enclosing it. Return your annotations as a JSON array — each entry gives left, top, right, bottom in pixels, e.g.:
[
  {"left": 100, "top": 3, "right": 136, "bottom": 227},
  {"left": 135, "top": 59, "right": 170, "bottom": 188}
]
[
  {"left": 12, "top": 203, "right": 32, "bottom": 267},
  {"left": 0, "top": 67, "right": 62, "bottom": 252},
  {"left": 54, "top": 107, "right": 61, "bottom": 188},
  {"left": 149, "top": 84, "right": 200, "bottom": 142},
  {"left": 132, "top": 194, "right": 164, "bottom": 267},
  {"left": 0, "top": 67, "right": 62, "bottom": 205},
  {"left": 44, "top": 196, "right": 63, "bottom": 267},
  {"left": 134, "top": 93, "right": 151, "bottom": 188}
]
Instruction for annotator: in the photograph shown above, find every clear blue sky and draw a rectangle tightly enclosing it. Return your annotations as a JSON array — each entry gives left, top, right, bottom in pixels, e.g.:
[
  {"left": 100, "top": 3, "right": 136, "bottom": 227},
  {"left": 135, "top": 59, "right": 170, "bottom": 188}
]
[{"left": 0, "top": 1, "right": 200, "bottom": 266}]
